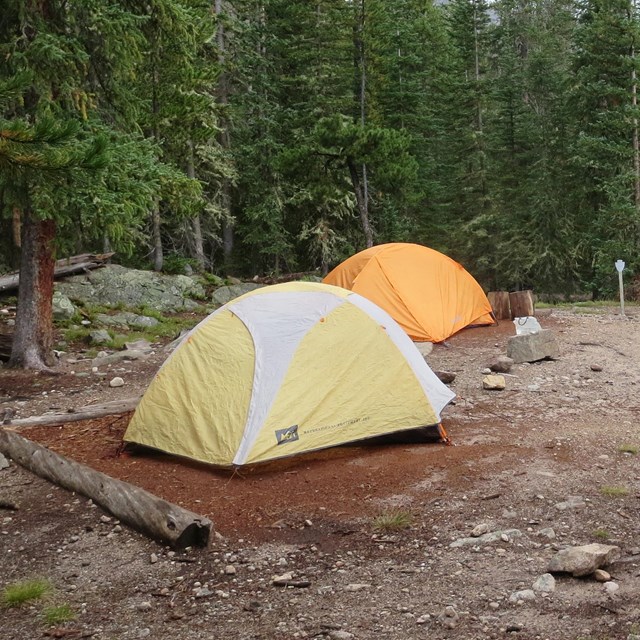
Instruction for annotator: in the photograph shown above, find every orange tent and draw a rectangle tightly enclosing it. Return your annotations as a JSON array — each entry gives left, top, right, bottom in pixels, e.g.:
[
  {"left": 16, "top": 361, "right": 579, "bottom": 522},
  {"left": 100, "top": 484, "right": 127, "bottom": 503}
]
[{"left": 323, "top": 243, "right": 494, "bottom": 342}]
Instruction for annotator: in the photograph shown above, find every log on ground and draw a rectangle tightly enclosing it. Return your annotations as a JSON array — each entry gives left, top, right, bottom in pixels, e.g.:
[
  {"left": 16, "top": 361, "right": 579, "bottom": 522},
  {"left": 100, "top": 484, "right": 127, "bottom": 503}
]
[{"left": 0, "top": 428, "right": 212, "bottom": 548}]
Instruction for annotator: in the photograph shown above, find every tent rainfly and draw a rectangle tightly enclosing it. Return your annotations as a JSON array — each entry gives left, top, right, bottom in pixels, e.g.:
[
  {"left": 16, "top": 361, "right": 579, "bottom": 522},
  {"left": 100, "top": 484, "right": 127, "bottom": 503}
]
[
  {"left": 323, "top": 242, "right": 495, "bottom": 343},
  {"left": 124, "top": 281, "right": 455, "bottom": 467}
]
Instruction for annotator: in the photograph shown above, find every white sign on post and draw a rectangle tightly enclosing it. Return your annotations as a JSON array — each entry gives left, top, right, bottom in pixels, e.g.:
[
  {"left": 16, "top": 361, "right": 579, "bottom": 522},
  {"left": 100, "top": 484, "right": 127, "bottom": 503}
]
[{"left": 615, "top": 260, "right": 625, "bottom": 316}]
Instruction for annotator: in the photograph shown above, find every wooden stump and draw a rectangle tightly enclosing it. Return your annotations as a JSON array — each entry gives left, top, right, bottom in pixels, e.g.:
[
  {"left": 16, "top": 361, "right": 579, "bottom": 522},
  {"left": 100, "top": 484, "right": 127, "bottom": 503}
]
[
  {"left": 488, "top": 291, "right": 511, "bottom": 320},
  {"left": 509, "top": 290, "right": 534, "bottom": 319}
]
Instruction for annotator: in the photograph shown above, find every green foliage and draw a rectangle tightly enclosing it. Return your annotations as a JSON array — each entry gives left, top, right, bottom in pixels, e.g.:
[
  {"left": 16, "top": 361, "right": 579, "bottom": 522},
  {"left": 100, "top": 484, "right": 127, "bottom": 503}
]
[
  {"left": 600, "top": 485, "right": 629, "bottom": 497},
  {"left": 2, "top": 579, "right": 51, "bottom": 607},
  {"left": 43, "top": 603, "right": 76, "bottom": 625},
  {"left": 618, "top": 444, "right": 638, "bottom": 455},
  {"left": 372, "top": 510, "right": 413, "bottom": 532},
  {"left": 592, "top": 528, "right": 610, "bottom": 540}
]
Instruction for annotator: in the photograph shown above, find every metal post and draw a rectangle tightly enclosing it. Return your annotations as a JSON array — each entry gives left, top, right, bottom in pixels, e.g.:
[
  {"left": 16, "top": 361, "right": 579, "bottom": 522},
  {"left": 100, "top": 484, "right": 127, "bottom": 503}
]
[{"left": 615, "top": 260, "right": 625, "bottom": 316}]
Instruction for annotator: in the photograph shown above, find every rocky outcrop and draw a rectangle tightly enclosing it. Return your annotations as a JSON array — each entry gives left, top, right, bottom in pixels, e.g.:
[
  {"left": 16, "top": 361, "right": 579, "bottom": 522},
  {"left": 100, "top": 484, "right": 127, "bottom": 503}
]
[{"left": 57, "top": 265, "right": 205, "bottom": 312}]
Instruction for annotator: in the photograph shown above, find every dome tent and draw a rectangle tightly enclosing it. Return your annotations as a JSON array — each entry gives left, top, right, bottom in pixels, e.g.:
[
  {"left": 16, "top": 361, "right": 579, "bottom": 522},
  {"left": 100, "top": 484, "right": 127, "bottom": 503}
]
[
  {"left": 323, "top": 243, "right": 495, "bottom": 342},
  {"left": 124, "top": 282, "right": 454, "bottom": 467}
]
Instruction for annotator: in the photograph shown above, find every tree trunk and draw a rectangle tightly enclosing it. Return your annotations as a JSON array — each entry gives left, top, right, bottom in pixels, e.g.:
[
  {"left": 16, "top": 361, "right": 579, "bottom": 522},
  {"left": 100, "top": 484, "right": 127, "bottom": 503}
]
[
  {"left": 0, "top": 429, "right": 212, "bottom": 549},
  {"left": 152, "top": 201, "right": 163, "bottom": 272},
  {"left": 215, "top": 0, "right": 234, "bottom": 265},
  {"left": 348, "top": 159, "right": 374, "bottom": 248},
  {"left": 187, "top": 140, "right": 206, "bottom": 271},
  {"left": 509, "top": 290, "right": 535, "bottom": 319},
  {"left": 9, "top": 210, "right": 56, "bottom": 370},
  {"left": 487, "top": 291, "right": 511, "bottom": 320}
]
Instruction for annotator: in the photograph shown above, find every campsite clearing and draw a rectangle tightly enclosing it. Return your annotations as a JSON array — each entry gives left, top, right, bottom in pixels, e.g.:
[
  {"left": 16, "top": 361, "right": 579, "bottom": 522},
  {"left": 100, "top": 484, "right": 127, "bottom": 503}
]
[{"left": 2, "top": 306, "right": 640, "bottom": 640}]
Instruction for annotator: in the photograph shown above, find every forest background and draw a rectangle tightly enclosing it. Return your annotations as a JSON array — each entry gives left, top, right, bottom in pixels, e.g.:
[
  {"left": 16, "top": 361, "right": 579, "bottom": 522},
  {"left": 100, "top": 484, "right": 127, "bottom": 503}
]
[{"left": 2, "top": 0, "right": 640, "bottom": 302}]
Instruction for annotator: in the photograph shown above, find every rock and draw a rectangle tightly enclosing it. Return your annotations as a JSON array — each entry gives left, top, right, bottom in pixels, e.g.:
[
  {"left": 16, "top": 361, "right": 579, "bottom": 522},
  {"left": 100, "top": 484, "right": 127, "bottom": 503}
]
[
  {"left": 272, "top": 572, "right": 294, "bottom": 585},
  {"left": 92, "top": 350, "right": 149, "bottom": 367},
  {"left": 89, "top": 329, "right": 112, "bottom": 345},
  {"left": 211, "top": 283, "right": 264, "bottom": 307},
  {"left": 507, "top": 330, "right": 560, "bottom": 363},
  {"left": 414, "top": 342, "right": 433, "bottom": 357},
  {"left": 489, "top": 355, "right": 514, "bottom": 373},
  {"left": 109, "top": 377, "right": 125, "bottom": 388},
  {"left": 471, "top": 523, "right": 491, "bottom": 537},
  {"left": 483, "top": 374, "right": 506, "bottom": 390},
  {"left": 554, "top": 496, "right": 586, "bottom": 511},
  {"left": 224, "top": 565, "right": 237, "bottom": 575},
  {"left": 150, "top": 553, "right": 158, "bottom": 564},
  {"left": 590, "top": 364, "right": 603, "bottom": 372},
  {"left": 434, "top": 370, "right": 456, "bottom": 384},
  {"left": 328, "top": 632, "right": 354, "bottom": 640},
  {"left": 416, "top": 614, "right": 431, "bottom": 624},
  {"left": 538, "top": 528, "right": 556, "bottom": 540},
  {"left": 532, "top": 573, "right": 556, "bottom": 593},
  {"left": 52, "top": 291, "right": 76, "bottom": 320},
  {"left": 0, "top": 452, "right": 10, "bottom": 470},
  {"left": 481, "top": 367, "right": 492, "bottom": 374},
  {"left": 438, "top": 605, "right": 459, "bottom": 629},
  {"left": 594, "top": 569, "right": 611, "bottom": 582},
  {"left": 509, "top": 589, "right": 536, "bottom": 603},
  {"left": 137, "top": 601, "right": 152, "bottom": 612},
  {"left": 604, "top": 581, "right": 619, "bottom": 596},
  {"left": 548, "top": 543, "right": 620, "bottom": 577},
  {"left": 58, "top": 264, "right": 205, "bottom": 312},
  {"left": 125, "top": 339, "right": 153, "bottom": 351},
  {"left": 344, "top": 584, "right": 371, "bottom": 591},
  {"left": 96, "top": 312, "right": 159, "bottom": 329},
  {"left": 450, "top": 528, "right": 523, "bottom": 548},
  {"left": 194, "top": 587, "right": 212, "bottom": 598}
]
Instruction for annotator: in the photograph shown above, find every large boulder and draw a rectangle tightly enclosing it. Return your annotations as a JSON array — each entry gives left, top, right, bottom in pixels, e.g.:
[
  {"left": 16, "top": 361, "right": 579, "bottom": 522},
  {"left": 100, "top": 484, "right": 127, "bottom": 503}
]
[
  {"left": 57, "top": 265, "right": 205, "bottom": 312},
  {"left": 548, "top": 543, "right": 620, "bottom": 577},
  {"left": 211, "top": 283, "right": 264, "bottom": 307},
  {"left": 96, "top": 312, "right": 159, "bottom": 329},
  {"left": 52, "top": 291, "right": 76, "bottom": 320},
  {"left": 507, "top": 329, "right": 560, "bottom": 363}
]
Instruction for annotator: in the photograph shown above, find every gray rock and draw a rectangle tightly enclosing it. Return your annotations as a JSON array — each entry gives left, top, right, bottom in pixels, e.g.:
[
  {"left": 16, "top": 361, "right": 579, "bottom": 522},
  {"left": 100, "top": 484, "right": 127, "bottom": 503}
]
[
  {"left": 97, "top": 312, "right": 159, "bottom": 329},
  {"left": 548, "top": 543, "right": 620, "bottom": 577},
  {"left": 0, "top": 452, "right": 10, "bottom": 470},
  {"left": 89, "top": 329, "right": 112, "bottom": 345},
  {"left": 483, "top": 374, "right": 506, "bottom": 390},
  {"left": 507, "top": 330, "right": 560, "bottom": 363},
  {"left": 344, "top": 583, "right": 371, "bottom": 591},
  {"left": 555, "top": 496, "right": 586, "bottom": 511},
  {"left": 532, "top": 573, "right": 556, "bottom": 593},
  {"left": 538, "top": 528, "right": 556, "bottom": 540},
  {"left": 109, "top": 377, "right": 125, "bottom": 388},
  {"left": 414, "top": 342, "right": 433, "bottom": 357},
  {"left": 604, "top": 581, "right": 619, "bottom": 596},
  {"left": 509, "top": 589, "right": 536, "bottom": 603},
  {"left": 224, "top": 565, "right": 237, "bottom": 575},
  {"left": 328, "top": 632, "right": 354, "bottom": 640},
  {"left": 471, "top": 523, "right": 491, "bottom": 537},
  {"left": 450, "top": 528, "right": 523, "bottom": 548},
  {"left": 52, "top": 291, "right": 76, "bottom": 320},
  {"left": 211, "top": 283, "right": 263, "bottom": 307},
  {"left": 92, "top": 350, "right": 149, "bottom": 367},
  {"left": 125, "top": 339, "right": 152, "bottom": 352},
  {"left": 590, "top": 364, "right": 603, "bottom": 372},
  {"left": 58, "top": 264, "right": 205, "bottom": 312},
  {"left": 489, "top": 355, "right": 514, "bottom": 373},
  {"left": 137, "top": 601, "right": 152, "bottom": 612},
  {"left": 150, "top": 553, "right": 158, "bottom": 564},
  {"left": 434, "top": 370, "right": 456, "bottom": 384}
]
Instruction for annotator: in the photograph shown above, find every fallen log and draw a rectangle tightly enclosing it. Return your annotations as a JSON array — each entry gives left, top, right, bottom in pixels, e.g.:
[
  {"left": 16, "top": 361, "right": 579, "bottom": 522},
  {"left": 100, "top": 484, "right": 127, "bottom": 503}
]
[
  {"left": 0, "top": 428, "right": 212, "bottom": 548},
  {"left": 0, "top": 252, "right": 114, "bottom": 293},
  {"left": 6, "top": 397, "right": 142, "bottom": 429}
]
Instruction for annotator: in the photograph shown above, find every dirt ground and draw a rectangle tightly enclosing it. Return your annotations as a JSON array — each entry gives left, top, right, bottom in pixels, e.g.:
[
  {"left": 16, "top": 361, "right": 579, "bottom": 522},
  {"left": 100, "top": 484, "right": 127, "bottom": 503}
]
[{"left": 2, "top": 306, "right": 640, "bottom": 640}]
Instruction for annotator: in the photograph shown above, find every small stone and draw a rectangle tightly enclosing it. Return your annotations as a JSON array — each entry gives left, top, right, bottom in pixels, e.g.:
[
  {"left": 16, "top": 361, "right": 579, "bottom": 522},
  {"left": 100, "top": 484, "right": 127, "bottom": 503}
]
[
  {"left": 590, "top": 364, "right": 603, "bottom": 372},
  {"left": 548, "top": 543, "right": 620, "bottom": 577},
  {"left": 150, "top": 553, "right": 158, "bottom": 564},
  {"left": 109, "top": 376, "right": 125, "bottom": 388},
  {"left": 328, "top": 632, "right": 354, "bottom": 640},
  {"left": 603, "top": 581, "right": 619, "bottom": 596},
  {"left": 194, "top": 587, "right": 212, "bottom": 598},
  {"left": 0, "top": 453, "right": 9, "bottom": 470},
  {"left": 538, "top": 528, "right": 556, "bottom": 540},
  {"left": 416, "top": 614, "right": 431, "bottom": 624},
  {"left": 113, "top": 525, "right": 122, "bottom": 533},
  {"left": 434, "top": 370, "right": 456, "bottom": 384},
  {"left": 471, "top": 523, "right": 491, "bottom": 537},
  {"left": 532, "top": 573, "right": 556, "bottom": 593},
  {"left": 594, "top": 569, "right": 610, "bottom": 582},
  {"left": 509, "top": 589, "right": 535, "bottom": 603},
  {"left": 489, "top": 356, "right": 514, "bottom": 373},
  {"left": 224, "top": 565, "right": 237, "bottom": 575},
  {"left": 100, "top": 515, "right": 112, "bottom": 524},
  {"left": 137, "top": 601, "right": 152, "bottom": 612},
  {"left": 483, "top": 374, "right": 506, "bottom": 391},
  {"left": 344, "top": 583, "right": 370, "bottom": 592}
]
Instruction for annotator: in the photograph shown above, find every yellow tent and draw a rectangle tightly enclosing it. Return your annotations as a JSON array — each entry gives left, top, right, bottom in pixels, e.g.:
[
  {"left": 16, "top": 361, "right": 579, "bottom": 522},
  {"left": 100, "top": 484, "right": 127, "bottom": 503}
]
[
  {"left": 124, "top": 281, "right": 454, "bottom": 467},
  {"left": 323, "top": 243, "right": 495, "bottom": 342}
]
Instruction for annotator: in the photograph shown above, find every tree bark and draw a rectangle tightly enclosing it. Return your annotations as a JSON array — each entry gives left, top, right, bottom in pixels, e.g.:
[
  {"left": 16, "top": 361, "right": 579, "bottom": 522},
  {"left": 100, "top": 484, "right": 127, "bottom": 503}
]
[
  {"left": 186, "top": 140, "right": 206, "bottom": 271},
  {"left": 487, "top": 291, "right": 511, "bottom": 320},
  {"left": 509, "top": 290, "right": 535, "bottom": 319},
  {"left": 151, "top": 201, "right": 163, "bottom": 272},
  {"left": 348, "top": 159, "right": 374, "bottom": 248},
  {"left": 9, "top": 210, "right": 56, "bottom": 370},
  {"left": 0, "top": 428, "right": 212, "bottom": 548}
]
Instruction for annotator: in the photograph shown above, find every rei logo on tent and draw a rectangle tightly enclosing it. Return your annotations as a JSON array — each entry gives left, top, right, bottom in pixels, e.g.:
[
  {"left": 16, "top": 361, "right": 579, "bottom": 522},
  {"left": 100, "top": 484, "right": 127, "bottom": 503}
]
[{"left": 275, "top": 425, "right": 299, "bottom": 445}]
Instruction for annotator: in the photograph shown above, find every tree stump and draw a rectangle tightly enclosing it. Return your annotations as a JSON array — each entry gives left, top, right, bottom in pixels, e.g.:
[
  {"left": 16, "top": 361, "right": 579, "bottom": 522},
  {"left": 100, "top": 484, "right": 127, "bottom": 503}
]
[
  {"left": 509, "top": 290, "right": 534, "bottom": 319},
  {"left": 488, "top": 291, "right": 511, "bottom": 320}
]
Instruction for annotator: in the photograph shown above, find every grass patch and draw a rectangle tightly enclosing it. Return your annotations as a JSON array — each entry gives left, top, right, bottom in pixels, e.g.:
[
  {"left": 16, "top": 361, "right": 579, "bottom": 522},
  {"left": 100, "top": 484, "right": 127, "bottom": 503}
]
[
  {"left": 593, "top": 528, "right": 610, "bottom": 540},
  {"left": 618, "top": 444, "right": 638, "bottom": 455},
  {"left": 2, "top": 579, "right": 51, "bottom": 607},
  {"left": 43, "top": 603, "right": 75, "bottom": 625},
  {"left": 372, "top": 510, "right": 413, "bottom": 532},
  {"left": 600, "top": 485, "right": 629, "bottom": 497}
]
